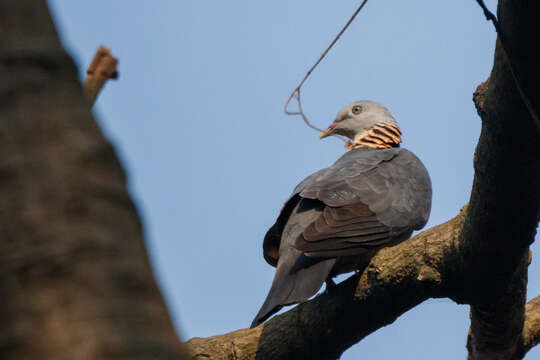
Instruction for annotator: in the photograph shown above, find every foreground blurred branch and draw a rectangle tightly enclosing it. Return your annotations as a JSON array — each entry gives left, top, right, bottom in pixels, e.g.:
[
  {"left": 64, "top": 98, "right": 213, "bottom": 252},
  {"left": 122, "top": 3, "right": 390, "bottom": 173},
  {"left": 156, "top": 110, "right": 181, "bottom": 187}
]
[
  {"left": 83, "top": 45, "right": 118, "bottom": 105},
  {"left": 0, "top": 1, "right": 187, "bottom": 359}
]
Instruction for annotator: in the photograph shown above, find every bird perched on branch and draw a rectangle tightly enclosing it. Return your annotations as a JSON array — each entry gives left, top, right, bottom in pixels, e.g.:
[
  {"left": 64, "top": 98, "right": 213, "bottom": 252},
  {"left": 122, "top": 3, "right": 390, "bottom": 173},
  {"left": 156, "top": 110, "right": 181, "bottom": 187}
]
[{"left": 251, "top": 100, "right": 432, "bottom": 328}]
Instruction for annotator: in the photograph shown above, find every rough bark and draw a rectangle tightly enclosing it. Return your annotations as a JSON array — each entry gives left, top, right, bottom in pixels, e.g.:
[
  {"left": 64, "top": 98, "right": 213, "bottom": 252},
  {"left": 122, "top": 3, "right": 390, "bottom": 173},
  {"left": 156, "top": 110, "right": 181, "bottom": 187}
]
[
  {"left": 461, "top": 0, "right": 540, "bottom": 358},
  {"left": 0, "top": 1, "right": 187, "bottom": 359},
  {"left": 521, "top": 296, "right": 540, "bottom": 356},
  {"left": 466, "top": 257, "right": 528, "bottom": 360}
]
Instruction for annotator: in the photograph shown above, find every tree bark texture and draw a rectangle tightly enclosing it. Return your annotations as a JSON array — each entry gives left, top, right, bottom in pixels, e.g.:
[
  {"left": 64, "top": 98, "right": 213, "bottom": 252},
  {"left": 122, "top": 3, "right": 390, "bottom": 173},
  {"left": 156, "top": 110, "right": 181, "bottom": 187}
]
[
  {"left": 462, "top": 0, "right": 540, "bottom": 358},
  {"left": 0, "top": 1, "right": 187, "bottom": 359}
]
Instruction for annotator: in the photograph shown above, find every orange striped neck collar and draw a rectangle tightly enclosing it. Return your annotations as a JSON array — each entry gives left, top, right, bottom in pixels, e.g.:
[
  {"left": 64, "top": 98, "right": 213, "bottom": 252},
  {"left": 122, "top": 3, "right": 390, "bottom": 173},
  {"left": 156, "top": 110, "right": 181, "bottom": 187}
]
[{"left": 345, "top": 123, "right": 402, "bottom": 152}]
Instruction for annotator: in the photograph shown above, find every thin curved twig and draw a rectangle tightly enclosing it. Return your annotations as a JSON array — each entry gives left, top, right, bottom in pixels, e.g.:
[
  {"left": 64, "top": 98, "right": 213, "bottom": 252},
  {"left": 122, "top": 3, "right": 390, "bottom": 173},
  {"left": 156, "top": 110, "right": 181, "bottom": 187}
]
[{"left": 284, "top": 1, "right": 370, "bottom": 141}]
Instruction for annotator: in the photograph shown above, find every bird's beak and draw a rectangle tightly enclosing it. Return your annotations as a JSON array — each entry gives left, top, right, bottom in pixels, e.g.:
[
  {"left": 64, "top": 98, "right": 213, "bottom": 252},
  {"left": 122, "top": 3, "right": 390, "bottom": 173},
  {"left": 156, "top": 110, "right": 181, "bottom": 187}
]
[{"left": 319, "top": 124, "right": 337, "bottom": 139}]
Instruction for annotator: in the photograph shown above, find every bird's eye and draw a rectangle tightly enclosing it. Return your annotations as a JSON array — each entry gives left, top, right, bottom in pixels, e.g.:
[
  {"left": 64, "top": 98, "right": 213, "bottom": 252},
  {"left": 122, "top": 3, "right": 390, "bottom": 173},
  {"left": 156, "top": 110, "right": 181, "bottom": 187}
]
[{"left": 352, "top": 105, "right": 362, "bottom": 115}]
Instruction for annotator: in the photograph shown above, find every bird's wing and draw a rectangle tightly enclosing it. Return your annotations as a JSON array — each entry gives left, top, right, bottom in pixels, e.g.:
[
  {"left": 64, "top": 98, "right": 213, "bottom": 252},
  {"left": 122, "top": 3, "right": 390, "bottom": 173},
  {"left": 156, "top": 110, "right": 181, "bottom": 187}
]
[
  {"left": 252, "top": 198, "right": 336, "bottom": 327},
  {"left": 261, "top": 161, "right": 368, "bottom": 267},
  {"left": 294, "top": 201, "right": 410, "bottom": 257},
  {"left": 293, "top": 148, "right": 431, "bottom": 257},
  {"left": 263, "top": 194, "right": 301, "bottom": 267},
  {"left": 263, "top": 148, "right": 431, "bottom": 263}
]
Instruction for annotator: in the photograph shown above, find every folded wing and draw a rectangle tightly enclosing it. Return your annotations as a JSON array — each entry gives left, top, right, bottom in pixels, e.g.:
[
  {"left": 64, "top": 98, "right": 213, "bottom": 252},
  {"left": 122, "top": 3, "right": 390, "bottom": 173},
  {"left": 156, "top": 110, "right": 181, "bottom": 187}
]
[{"left": 263, "top": 148, "right": 431, "bottom": 264}]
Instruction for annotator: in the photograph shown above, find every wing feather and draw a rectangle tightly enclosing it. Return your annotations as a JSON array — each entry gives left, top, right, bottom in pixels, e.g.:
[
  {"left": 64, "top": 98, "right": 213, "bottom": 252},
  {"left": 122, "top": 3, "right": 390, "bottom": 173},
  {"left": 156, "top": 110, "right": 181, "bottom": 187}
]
[
  {"left": 264, "top": 147, "right": 431, "bottom": 265},
  {"left": 295, "top": 201, "right": 394, "bottom": 255}
]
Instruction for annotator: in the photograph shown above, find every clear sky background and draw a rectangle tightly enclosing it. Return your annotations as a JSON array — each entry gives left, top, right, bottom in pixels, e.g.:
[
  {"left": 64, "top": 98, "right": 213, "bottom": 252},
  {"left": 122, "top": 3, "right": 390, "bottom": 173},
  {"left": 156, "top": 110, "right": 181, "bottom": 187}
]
[{"left": 46, "top": 1, "right": 539, "bottom": 359}]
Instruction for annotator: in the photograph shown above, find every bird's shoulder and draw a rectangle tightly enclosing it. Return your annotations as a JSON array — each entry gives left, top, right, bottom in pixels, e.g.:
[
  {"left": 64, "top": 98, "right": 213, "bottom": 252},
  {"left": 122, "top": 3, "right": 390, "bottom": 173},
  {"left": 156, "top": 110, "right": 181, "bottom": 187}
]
[
  {"left": 294, "top": 147, "right": 426, "bottom": 198},
  {"left": 299, "top": 147, "right": 429, "bottom": 224}
]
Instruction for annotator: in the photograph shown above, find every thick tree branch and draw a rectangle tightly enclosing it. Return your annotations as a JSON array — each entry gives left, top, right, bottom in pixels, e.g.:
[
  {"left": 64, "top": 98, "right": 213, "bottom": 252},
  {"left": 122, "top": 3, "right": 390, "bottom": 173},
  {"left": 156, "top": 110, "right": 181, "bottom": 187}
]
[
  {"left": 521, "top": 295, "right": 540, "bottom": 356},
  {"left": 460, "top": 0, "right": 540, "bottom": 302},
  {"left": 466, "top": 257, "right": 528, "bottom": 359},
  {"left": 187, "top": 210, "right": 464, "bottom": 359},
  {"left": 462, "top": 0, "right": 540, "bottom": 358},
  {"left": 187, "top": 208, "right": 538, "bottom": 360}
]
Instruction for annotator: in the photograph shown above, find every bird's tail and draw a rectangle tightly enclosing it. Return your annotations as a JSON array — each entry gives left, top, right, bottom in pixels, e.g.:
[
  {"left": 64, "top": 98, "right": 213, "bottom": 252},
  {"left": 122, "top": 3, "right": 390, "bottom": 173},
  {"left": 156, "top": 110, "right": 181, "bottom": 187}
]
[{"left": 250, "top": 252, "right": 335, "bottom": 328}]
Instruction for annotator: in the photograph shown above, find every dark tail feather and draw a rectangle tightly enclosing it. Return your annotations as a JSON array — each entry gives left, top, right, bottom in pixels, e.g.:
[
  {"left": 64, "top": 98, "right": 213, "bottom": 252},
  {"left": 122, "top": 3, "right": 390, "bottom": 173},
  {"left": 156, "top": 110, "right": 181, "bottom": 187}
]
[{"left": 250, "top": 254, "right": 335, "bottom": 328}]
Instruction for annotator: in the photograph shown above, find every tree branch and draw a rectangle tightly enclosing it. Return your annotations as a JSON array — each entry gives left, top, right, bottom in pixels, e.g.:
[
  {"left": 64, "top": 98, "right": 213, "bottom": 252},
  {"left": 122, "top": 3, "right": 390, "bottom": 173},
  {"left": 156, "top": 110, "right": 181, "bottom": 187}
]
[
  {"left": 466, "top": 257, "right": 528, "bottom": 359},
  {"left": 521, "top": 295, "right": 540, "bottom": 356},
  {"left": 461, "top": 0, "right": 540, "bottom": 357},
  {"left": 187, "top": 207, "right": 539, "bottom": 359},
  {"left": 473, "top": 0, "right": 540, "bottom": 131},
  {"left": 186, "top": 210, "right": 464, "bottom": 359},
  {"left": 83, "top": 45, "right": 118, "bottom": 106}
]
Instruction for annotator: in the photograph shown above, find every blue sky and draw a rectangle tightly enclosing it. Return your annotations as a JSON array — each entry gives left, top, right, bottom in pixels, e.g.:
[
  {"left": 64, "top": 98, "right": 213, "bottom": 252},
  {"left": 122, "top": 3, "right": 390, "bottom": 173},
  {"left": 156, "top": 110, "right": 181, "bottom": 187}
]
[{"left": 46, "top": 1, "right": 539, "bottom": 358}]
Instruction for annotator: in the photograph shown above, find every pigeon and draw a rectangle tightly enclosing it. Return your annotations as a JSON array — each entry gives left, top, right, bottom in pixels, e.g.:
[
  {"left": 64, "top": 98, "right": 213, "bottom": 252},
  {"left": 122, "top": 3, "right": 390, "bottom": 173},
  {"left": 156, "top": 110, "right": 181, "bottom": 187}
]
[{"left": 251, "top": 100, "right": 432, "bottom": 328}]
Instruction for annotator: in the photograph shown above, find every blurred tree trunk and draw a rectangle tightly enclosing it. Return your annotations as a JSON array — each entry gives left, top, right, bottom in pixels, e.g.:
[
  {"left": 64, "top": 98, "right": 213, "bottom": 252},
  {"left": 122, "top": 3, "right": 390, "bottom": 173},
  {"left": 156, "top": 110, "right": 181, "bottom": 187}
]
[{"left": 0, "top": 1, "right": 187, "bottom": 359}]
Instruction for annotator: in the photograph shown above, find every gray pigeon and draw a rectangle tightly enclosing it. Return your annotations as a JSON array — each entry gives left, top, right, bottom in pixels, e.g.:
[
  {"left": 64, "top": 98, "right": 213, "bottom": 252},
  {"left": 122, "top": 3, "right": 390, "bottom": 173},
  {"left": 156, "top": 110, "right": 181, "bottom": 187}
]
[{"left": 251, "top": 100, "right": 432, "bottom": 328}]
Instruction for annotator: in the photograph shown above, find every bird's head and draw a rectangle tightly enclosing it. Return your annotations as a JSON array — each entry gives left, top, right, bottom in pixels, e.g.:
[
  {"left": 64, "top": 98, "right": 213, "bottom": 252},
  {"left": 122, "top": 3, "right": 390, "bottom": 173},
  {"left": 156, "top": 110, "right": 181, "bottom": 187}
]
[{"left": 320, "top": 100, "right": 402, "bottom": 149}]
